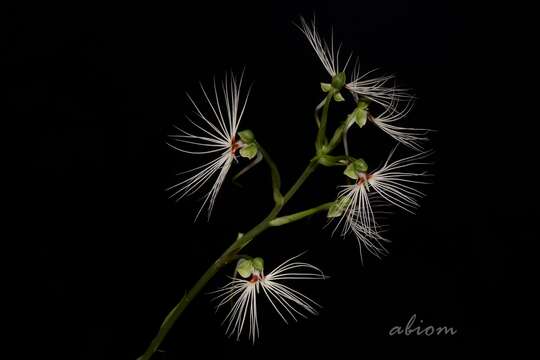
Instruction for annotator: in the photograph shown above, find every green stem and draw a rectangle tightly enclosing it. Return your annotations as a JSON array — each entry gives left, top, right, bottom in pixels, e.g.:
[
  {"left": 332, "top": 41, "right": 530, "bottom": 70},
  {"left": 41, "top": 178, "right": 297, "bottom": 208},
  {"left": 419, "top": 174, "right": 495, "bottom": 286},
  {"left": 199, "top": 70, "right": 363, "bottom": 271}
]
[
  {"left": 314, "top": 97, "right": 325, "bottom": 128},
  {"left": 315, "top": 93, "right": 333, "bottom": 152},
  {"left": 258, "top": 143, "right": 283, "bottom": 205},
  {"left": 269, "top": 202, "right": 333, "bottom": 226},
  {"left": 327, "top": 122, "right": 346, "bottom": 152},
  {"left": 137, "top": 202, "right": 281, "bottom": 360},
  {"left": 318, "top": 154, "right": 352, "bottom": 167}
]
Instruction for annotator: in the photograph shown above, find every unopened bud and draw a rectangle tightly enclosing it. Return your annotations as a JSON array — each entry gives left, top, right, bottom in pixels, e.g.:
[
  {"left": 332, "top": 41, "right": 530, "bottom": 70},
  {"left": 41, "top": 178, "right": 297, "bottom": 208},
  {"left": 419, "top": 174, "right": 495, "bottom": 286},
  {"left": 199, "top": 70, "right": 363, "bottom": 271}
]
[{"left": 331, "top": 72, "right": 346, "bottom": 90}]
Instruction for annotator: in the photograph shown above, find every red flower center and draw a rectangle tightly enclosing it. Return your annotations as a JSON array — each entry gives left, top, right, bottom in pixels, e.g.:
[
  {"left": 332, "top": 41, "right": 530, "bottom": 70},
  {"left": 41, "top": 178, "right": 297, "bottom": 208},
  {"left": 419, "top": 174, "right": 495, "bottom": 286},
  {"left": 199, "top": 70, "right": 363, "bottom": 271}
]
[
  {"left": 231, "top": 137, "right": 241, "bottom": 154},
  {"left": 356, "top": 173, "right": 371, "bottom": 186}
]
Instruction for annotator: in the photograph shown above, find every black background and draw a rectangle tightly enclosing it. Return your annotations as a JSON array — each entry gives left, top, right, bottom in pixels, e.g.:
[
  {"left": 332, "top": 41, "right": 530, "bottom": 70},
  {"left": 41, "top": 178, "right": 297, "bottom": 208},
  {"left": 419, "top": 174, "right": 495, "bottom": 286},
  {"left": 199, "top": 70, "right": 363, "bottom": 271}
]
[{"left": 9, "top": 1, "right": 528, "bottom": 358}]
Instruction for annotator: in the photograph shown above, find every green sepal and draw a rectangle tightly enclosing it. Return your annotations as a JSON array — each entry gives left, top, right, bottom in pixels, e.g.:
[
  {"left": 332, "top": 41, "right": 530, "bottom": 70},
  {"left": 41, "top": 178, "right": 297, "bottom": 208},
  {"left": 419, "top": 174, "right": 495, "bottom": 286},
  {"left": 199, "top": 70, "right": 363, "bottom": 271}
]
[
  {"left": 346, "top": 101, "right": 369, "bottom": 128},
  {"left": 347, "top": 108, "right": 367, "bottom": 128},
  {"left": 331, "top": 72, "right": 346, "bottom": 90},
  {"left": 238, "top": 129, "right": 255, "bottom": 144},
  {"left": 252, "top": 257, "right": 264, "bottom": 272},
  {"left": 354, "top": 109, "right": 367, "bottom": 127},
  {"left": 333, "top": 91, "right": 345, "bottom": 102},
  {"left": 320, "top": 82, "right": 333, "bottom": 93},
  {"left": 343, "top": 158, "right": 368, "bottom": 179},
  {"left": 327, "top": 197, "right": 351, "bottom": 218},
  {"left": 239, "top": 143, "right": 258, "bottom": 160},
  {"left": 236, "top": 258, "right": 254, "bottom": 278},
  {"left": 356, "top": 98, "right": 370, "bottom": 110}
]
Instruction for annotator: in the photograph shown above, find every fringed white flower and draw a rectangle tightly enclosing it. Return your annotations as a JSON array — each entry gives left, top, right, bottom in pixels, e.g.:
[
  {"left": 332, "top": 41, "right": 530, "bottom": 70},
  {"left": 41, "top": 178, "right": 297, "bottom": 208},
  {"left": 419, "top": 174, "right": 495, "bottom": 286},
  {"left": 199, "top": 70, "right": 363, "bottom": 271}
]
[
  {"left": 211, "top": 254, "right": 325, "bottom": 343},
  {"left": 368, "top": 96, "right": 430, "bottom": 150},
  {"left": 333, "top": 148, "right": 432, "bottom": 260},
  {"left": 167, "top": 72, "right": 251, "bottom": 219}
]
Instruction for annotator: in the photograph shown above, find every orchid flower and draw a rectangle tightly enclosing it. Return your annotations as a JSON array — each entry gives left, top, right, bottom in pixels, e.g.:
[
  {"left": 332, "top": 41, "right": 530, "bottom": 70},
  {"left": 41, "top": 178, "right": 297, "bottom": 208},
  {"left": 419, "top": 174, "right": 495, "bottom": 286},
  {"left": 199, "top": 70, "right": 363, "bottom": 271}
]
[
  {"left": 331, "top": 148, "right": 432, "bottom": 259},
  {"left": 211, "top": 254, "right": 325, "bottom": 343},
  {"left": 167, "top": 72, "right": 252, "bottom": 219}
]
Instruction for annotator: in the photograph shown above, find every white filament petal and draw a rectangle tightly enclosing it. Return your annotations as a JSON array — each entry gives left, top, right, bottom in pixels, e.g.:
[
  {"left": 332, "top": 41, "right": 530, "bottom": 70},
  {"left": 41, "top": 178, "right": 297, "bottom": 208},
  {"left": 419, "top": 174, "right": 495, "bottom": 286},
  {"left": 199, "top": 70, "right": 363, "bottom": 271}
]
[
  {"left": 167, "top": 72, "right": 251, "bottom": 219},
  {"left": 297, "top": 17, "right": 352, "bottom": 77},
  {"left": 333, "top": 148, "right": 432, "bottom": 261},
  {"left": 368, "top": 147, "right": 433, "bottom": 213},
  {"left": 369, "top": 96, "right": 430, "bottom": 150}
]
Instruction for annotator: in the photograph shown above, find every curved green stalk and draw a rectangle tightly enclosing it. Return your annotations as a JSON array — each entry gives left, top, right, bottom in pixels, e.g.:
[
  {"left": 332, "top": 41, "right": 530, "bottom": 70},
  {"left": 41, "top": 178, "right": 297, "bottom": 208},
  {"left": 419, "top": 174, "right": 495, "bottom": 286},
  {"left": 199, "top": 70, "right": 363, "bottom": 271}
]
[
  {"left": 257, "top": 143, "right": 283, "bottom": 205},
  {"left": 269, "top": 202, "right": 333, "bottom": 226},
  {"left": 315, "top": 93, "right": 333, "bottom": 153},
  {"left": 314, "top": 97, "right": 326, "bottom": 128}
]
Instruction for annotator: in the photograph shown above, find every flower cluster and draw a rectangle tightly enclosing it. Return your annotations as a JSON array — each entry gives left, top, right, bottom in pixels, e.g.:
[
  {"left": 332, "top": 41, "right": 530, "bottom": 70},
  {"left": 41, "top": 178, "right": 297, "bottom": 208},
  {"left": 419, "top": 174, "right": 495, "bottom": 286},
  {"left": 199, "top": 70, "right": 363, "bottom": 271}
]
[
  {"left": 298, "top": 17, "right": 432, "bottom": 260},
  {"left": 161, "top": 16, "right": 432, "bottom": 345}
]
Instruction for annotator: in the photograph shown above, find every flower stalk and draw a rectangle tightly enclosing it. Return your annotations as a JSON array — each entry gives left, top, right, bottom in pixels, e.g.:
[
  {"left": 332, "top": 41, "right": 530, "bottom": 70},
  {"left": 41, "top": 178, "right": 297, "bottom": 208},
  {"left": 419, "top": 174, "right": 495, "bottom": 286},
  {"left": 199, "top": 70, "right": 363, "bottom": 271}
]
[{"left": 269, "top": 202, "right": 334, "bottom": 227}]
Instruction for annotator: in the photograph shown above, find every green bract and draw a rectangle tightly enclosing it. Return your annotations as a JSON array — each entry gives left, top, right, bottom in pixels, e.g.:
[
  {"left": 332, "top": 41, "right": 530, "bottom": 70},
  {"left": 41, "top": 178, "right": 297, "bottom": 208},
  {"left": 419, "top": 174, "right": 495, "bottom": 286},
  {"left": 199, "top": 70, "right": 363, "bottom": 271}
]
[
  {"left": 343, "top": 158, "right": 369, "bottom": 179},
  {"left": 346, "top": 107, "right": 367, "bottom": 128},
  {"left": 239, "top": 143, "right": 258, "bottom": 160},
  {"left": 333, "top": 92, "right": 345, "bottom": 102},
  {"left": 346, "top": 100, "right": 370, "bottom": 128},
  {"left": 320, "top": 82, "right": 333, "bottom": 93},
  {"left": 327, "top": 196, "right": 351, "bottom": 218}
]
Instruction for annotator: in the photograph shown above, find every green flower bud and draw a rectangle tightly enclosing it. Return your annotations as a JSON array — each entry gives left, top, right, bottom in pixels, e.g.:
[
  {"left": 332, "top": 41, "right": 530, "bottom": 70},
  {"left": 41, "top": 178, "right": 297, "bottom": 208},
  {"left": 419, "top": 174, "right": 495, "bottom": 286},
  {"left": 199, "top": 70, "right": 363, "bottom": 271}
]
[
  {"left": 320, "top": 82, "right": 333, "bottom": 93},
  {"left": 238, "top": 129, "right": 255, "bottom": 144},
  {"left": 333, "top": 91, "right": 345, "bottom": 102},
  {"left": 327, "top": 197, "right": 351, "bottom": 218},
  {"left": 331, "top": 72, "right": 346, "bottom": 91},
  {"left": 343, "top": 158, "right": 369, "bottom": 179},
  {"left": 239, "top": 143, "right": 258, "bottom": 160},
  {"left": 236, "top": 258, "right": 254, "bottom": 278},
  {"left": 252, "top": 257, "right": 264, "bottom": 272}
]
